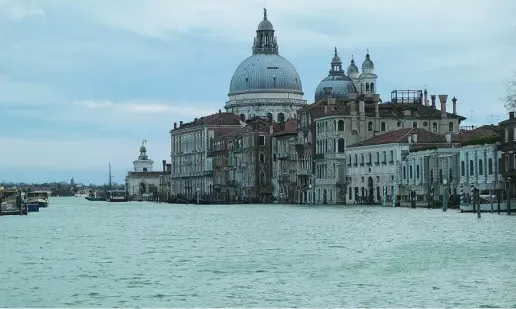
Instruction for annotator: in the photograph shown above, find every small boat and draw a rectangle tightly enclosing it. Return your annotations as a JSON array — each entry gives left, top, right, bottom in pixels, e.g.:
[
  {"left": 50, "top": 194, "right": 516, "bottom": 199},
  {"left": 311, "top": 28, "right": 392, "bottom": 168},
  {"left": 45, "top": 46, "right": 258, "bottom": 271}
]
[
  {"left": 106, "top": 190, "right": 127, "bottom": 202},
  {"left": 25, "top": 191, "right": 49, "bottom": 208},
  {"left": 0, "top": 189, "right": 27, "bottom": 215}
]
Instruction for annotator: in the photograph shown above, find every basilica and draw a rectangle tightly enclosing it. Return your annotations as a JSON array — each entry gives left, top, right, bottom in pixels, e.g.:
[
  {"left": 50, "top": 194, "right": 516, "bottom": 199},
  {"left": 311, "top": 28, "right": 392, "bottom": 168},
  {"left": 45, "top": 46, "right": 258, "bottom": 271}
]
[{"left": 169, "top": 9, "right": 466, "bottom": 204}]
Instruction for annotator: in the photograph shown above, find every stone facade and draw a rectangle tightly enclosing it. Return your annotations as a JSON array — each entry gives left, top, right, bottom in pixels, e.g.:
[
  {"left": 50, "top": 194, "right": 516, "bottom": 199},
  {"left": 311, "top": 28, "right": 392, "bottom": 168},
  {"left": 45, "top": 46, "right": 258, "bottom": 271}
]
[
  {"left": 271, "top": 119, "right": 298, "bottom": 203},
  {"left": 125, "top": 144, "right": 162, "bottom": 199}
]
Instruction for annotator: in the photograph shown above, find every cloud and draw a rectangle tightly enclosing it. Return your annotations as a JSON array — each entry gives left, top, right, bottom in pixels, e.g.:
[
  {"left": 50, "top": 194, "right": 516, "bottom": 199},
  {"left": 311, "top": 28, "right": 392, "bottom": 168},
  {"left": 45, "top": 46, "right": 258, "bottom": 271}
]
[
  {"left": 0, "top": 1, "right": 45, "bottom": 21},
  {"left": 0, "top": 75, "right": 63, "bottom": 105}
]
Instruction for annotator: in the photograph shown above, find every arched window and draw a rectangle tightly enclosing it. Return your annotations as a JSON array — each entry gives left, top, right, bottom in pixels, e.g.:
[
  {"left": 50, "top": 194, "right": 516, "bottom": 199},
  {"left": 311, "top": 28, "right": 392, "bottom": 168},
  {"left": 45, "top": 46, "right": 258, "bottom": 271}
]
[
  {"left": 432, "top": 122, "right": 438, "bottom": 132},
  {"left": 397, "top": 121, "right": 403, "bottom": 128},
  {"left": 366, "top": 83, "right": 370, "bottom": 93},
  {"left": 260, "top": 171, "right": 266, "bottom": 185},
  {"left": 338, "top": 138, "right": 345, "bottom": 153},
  {"left": 403, "top": 166, "right": 406, "bottom": 179},
  {"left": 277, "top": 113, "right": 285, "bottom": 123},
  {"left": 416, "top": 165, "right": 420, "bottom": 178},
  {"left": 381, "top": 122, "right": 386, "bottom": 131},
  {"left": 259, "top": 153, "right": 265, "bottom": 163},
  {"left": 488, "top": 158, "right": 493, "bottom": 175},
  {"left": 368, "top": 121, "right": 373, "bottom": 131},
  {"left": 449, "top": 122, "right": 454, "bottom": 132},
  {"left": 409, "top": 166, "right": 413, "bottom": 179},
  {"left": 412, "top": 122, "right": 418, "bottom": 128},
  {"left": 338, "top": 120, "right": 344, "bottom": 131},
  {"left": 479, "top": 159, "right": 483, "bottom": 175},
  {"left": 469, "top": 160, "right": 474, "bottom": 175},
  {"left": 368, "top": 153, "right": 372, "bottom": 163},
  {"left": 370, "top": 83, "right": 375, "bottom": 93},
  {"left": 240, "top": 114, "right": 246, "bottom": 121},
  {"left": 266, "top": 113, "right": 272, "bottom": 120},
  {"left": 461, "top": 161, "right": 465, "bottom": 176}
]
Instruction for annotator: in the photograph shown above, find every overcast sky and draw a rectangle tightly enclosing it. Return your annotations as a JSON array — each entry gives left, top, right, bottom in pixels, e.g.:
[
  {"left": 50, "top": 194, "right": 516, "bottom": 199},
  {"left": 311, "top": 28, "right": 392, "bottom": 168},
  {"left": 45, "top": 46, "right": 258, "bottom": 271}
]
[{"left": 0, "top": 0, "right": 515, "bottom": 184}]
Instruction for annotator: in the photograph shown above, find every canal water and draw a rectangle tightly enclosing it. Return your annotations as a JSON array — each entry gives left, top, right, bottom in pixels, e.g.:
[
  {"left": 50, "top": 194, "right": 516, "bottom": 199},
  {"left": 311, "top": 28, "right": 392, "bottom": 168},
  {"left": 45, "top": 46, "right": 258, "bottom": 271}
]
[{"left": 0, "top": 197, "right": 515, "bottom": 307}]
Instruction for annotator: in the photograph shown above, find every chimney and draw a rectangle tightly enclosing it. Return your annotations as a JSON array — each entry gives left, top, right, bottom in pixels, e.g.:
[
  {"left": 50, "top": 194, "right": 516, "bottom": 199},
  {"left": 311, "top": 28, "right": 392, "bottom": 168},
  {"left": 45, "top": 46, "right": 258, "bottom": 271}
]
[
  {"left": 445, "top": 132, "right": 452, "bottom": 144},
  {"left": 411, "top": 133, "right": 418, "bottom": 143},
  {"left": 162, "top": 160, "right": 166, "bottom": 172},
  {"left": 439, "top": 95, "right": 448, "bottom": 118},
  {"left": 424, "top": 89, "right": 428, "bottom": 106},
  {"left": 166, "top": 163, "right": 171, "bottom": 173},
  {"left": 174, "top": 122, "right": 177, "bottom": 129},
  {"left": 179, "top": 121, "right": 183, "bottom": 126},
  {"left": 200, "top": 117, "right": 204, "bottom": 124},
  {"left": 452, "top": 96, "right": 457, "bottom": 115},
  {"left": 374, "top": 94, "right": 380, "bottom": 117},
  {"left": 510, "top": 112, "right": 515, "bottom": 119},
  {"left": 431, "top": 95, "right": 436, "bottom": 108},
  {"left": 218, "top": 109, "right": 221, "bottom": 114},
  {"left": 194, "top": 117, "right": 198, "bottom": 123}
]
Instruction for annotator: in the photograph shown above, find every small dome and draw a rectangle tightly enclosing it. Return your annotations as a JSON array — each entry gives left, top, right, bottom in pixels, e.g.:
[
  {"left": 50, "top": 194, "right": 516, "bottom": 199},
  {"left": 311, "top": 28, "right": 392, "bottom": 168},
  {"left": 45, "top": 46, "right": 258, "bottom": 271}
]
[
  {"left": 362, "top": 52, "right": 375, "bottom": 70},
  {"left": 347, "top": 59, "right": 359, "bottom": 75},
  {"left": 314, "top": 75, "right": 358, "bottom": 102},
  {"left": 229, "top": 54, "right": 303, "bottom": 95},
  {"left": 140, "top": 145, "right": 147, "bottom": 153},
  {"left": 258, "top": 8, "right": 274, "bottom": 31}
]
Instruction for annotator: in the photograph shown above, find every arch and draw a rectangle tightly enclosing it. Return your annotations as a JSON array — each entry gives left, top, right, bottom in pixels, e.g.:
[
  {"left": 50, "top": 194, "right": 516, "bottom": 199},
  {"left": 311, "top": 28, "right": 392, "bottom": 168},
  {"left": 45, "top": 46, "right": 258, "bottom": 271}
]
[
  {"left": 323, "top": 189, "right": 328, "bottom": 204},
  {"left": 366, "top": 83, "right": 370, "bottom": 93},
  {"left": 412, "top": 122, "right": 418, "bottom": 128},
  {"left": 259, "top": 153, "right": 265, "bottom": 163},
  {"left": 461, "top": 161, "right": 465, "bottom": 176},
  {"left": 267, "top": 112, "right": 273, "bottom": 120},
  {"left": 479, "top": 159, "right": 483, "bottom": 175},
  {"left": 432, "top": 122, "right": 438, "bottom": 132},
  {"left": 368, "top": 121, "right": 373, "bottom": 131},
  {"left": 367, "top": 177, "right": 374, "bottom": 201},
  {"left": 368, "top": 153, "right": 372, "bottom": 163},
  {"left": 259, "top": 171, "right": 266, "bottom": 185},
  {"left": 403, "top": 166, "right": 406, "bottom": 179},
  {"left": 338, "top": 138, "right": 345, "bottom": 153},
  {"left": 370, "top": 82, "right": 375, "bottom": 93},
  {"left": 337, "top": 120, "right": 344, "bottom": 131},
  {"left": 239, "top": 114, "right": 246, "bottom": 121},
  {"left": 381, "top": 122, "right": 386, "bottom": 131},
  {"left": 397, "top": 121, "right": 403, "bottom": 128},
  {"left": 277, "top": 112, "right": 285, "bottom": 123},
  {"left": 448, "top": 122, "right": 454, "bottom": 132},
  {"left": 409, "top": 165, "right": 413, "bottom": 178},
  {"left": 139, "top": 182, "right": 146, "bottom": 195},
  {"left": 488, "top": 158, "right": 493, "bottom": 174},
  {"left": 469, "top": 160, "right": 474, "bottom": 175}
]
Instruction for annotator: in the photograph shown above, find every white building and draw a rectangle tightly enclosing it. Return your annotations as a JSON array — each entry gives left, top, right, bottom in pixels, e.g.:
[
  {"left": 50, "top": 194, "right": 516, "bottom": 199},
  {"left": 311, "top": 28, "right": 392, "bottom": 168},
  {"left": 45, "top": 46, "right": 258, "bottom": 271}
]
[
  {"left": 225, "top": 9, "right": 307, "bottom": 122},
  {"left": 125, "top": 142, "right": 162, "bottom": 198}
]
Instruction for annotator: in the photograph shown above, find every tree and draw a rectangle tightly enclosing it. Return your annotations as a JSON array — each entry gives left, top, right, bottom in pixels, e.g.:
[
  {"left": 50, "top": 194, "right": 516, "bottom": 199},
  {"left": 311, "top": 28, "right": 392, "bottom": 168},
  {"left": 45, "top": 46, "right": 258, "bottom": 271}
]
[{"left": 503, "top": 72, "right": 516, "bottom": 112}]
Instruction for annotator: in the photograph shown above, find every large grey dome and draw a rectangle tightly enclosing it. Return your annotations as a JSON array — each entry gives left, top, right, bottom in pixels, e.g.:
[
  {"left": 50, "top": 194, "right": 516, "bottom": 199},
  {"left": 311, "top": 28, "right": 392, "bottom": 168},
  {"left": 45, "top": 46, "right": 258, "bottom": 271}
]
[
  {"left": 229, "top": 54, "right": 303, "bottom": 95},
  {"left": 314, "top": 48, "right": 358, "bottom": 102}
]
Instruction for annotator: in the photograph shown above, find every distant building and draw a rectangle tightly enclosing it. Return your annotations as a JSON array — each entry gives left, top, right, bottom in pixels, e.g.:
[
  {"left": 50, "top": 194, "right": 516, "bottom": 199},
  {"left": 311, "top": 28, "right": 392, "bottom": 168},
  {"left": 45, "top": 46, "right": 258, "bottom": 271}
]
[
  {"left": 271, "top": 119, "right": 298, "bottom": 202},
  {"left": 125, "top": 142, "right": 162, "bottom": 198},
  {"left": 499, "top": 112, "right": 516, "bottom": 195}
]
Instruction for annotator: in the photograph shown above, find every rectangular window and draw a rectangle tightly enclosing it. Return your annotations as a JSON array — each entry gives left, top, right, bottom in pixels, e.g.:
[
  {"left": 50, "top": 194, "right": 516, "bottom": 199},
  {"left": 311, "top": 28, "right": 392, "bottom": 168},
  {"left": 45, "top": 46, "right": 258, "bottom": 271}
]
[
  {"left": 506, "top": 155, "right": 509, "bottom": 171},
  {"left": 514, "top": 126, "right": 516, "bottom": 141},
  {"left": 259, "top": 135, "right": 265, "bottom": 146},
  {"left": 505, "top": 128, "right": 509, "bottom": 142}
]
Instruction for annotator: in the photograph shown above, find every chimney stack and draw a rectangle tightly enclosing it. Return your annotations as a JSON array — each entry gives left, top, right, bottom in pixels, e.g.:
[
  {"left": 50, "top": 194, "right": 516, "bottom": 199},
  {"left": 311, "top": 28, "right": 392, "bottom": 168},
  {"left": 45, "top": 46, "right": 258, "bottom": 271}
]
[
  {"left": 438, "top": 95, "right": 448, "bottom": 118},
  {"left": 174, "top": 122, "right": 177, "bottom": 129},
  {"left": 194, "top": 117, "right": 198, "bottom": 123},
  {"left": 431, "top": 95, "right": 436, "bottom": 108},
  {"left": 374, "top": 94, "right": 380, "bottom": 117},
  {"left": 162, "top": 160, "right": 166, "bottom": 172},
  {"left": 424, "top": 89, "right": 428, "bottom": 106},
  {"left": 510, "top": 112, "right": 515, "bottom": 119},
  {"left": 219, "top": 109, "right": 221, "bottom": 114},
  {"left": 452, "top": 96, "right": 457, "bottom": 115},
  {"left": 179, "top": 121, "right": 183, "bottom": 126}
]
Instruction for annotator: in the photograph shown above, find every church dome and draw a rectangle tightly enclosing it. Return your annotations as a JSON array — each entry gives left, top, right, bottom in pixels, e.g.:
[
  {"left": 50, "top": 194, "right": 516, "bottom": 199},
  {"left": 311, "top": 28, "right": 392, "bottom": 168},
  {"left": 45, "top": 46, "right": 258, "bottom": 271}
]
[
  {"left": 228, "top": 9, "right": 303, "bottom": 96},
  {"left": 362, "top": 52, "right": 375, "bottom": 70},
  {"left": 347, "top": 58, "right": 359, "bottom": 75},
  {"left": 314, "top": 48, "right": 358, "bottom": 102},
  {"left": 140, "top": 145, "right": 146, "bottom": 153},
  {"left": 229, "top": 54, "right": 303, "bottom": 95}
]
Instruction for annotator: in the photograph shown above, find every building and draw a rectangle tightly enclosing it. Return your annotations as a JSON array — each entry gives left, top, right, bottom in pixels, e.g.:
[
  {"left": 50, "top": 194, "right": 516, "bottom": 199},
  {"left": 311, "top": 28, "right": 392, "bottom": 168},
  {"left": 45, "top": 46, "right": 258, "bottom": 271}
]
[
  {"left": 170, "top": 111, "right": 243, "bottom": 200},
  {"left": 271, "top": 119, "right": 298, "bottom": 202},
  {"left": 125, "top": 142, "right": 162, "bottom": 199},
  {"left": 225, "top": 117, "right": 276, "bottom": 202},
  {"left": 225, "top": 9, "right": 307, "bottom": 122},
  {"left": 499, "top": 112, "right": 516, "bottom": 196}
]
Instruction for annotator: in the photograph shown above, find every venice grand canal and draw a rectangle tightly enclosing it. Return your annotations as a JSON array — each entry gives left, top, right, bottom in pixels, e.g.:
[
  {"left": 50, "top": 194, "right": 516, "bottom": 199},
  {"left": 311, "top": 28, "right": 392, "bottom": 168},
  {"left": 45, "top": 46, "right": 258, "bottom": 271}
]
[{"left": 0, "top": 197, "right": 515, "bottom": 307}]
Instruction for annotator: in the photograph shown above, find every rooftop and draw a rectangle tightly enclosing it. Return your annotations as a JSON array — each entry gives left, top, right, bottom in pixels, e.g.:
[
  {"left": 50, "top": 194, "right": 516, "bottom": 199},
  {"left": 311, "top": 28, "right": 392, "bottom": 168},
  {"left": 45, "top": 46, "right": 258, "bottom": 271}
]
[{"left": 349, "top": 128, "right": 452, "bottom": 148}]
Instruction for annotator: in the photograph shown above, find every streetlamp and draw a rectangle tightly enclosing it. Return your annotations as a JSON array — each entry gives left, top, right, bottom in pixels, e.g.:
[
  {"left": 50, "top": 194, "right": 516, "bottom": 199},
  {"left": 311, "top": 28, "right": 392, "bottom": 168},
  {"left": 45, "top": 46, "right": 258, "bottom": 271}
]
[
  {"left": 442, "top": 178, "right": 448, "bottom": 212},
  {"left": 308, "top": 184, "right": 312, "bottom": 205},
  {"left": 196, "top": 187, "right": 200, "bottom": 205}
]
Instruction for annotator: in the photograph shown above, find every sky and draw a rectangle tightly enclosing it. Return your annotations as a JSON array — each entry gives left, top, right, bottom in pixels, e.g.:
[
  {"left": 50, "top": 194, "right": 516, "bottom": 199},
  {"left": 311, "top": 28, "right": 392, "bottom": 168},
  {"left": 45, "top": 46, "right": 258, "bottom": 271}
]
[{"left": 0, "top": 0, "right": 515, "bottom": 184}]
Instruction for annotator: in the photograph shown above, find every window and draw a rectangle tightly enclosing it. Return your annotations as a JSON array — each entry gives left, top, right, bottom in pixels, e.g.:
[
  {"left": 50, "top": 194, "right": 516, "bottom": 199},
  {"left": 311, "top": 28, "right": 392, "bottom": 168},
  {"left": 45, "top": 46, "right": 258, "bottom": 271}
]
[
  {"left": 403, "top": 166, "right": 406, "bottom": 179},
  {"left": 143, "top": 167, "right": 147, "bottom": 172},
  {"left": 461, "top": 161, "right": 465, "bottom": 176},
  {"left": 505, "top": 155, "right": 509, "bottom": 171},
  {"left": 416, "top": 165, "right": 420, "bottom": 179},
  {"left": 514, "top": 126, "right": 516, "bottom": 141},
  {"left": 412, "top": 122, "right": 418, "bottom": 128},
  {"left": 277, "top": 113, "right": 285, "bottom": 123},
  {"left": 259, "top": 135, "right": 265, "bottom": 146},
  {"left": 259, "top": 153, "right": 265, "bottom": 163},
  {"left": 338, "top": 138, "right": 345, "bottom": 153},
  {"left": 383, "top": 151, "right": 387, "bottom": 163},
  {"left": 449, "top": 169, "right": 453, "bottom": 182},
  {"left": 397, "top": 121, "right": 402, "bottom": 128},
  {"left": 469, "top": 160, "right": 474, "bottom": 175},
  {"left": 390, "top": 150, "right": 394, "bottom": 162},
  {"left": 260, "top": 171, "right": 266, "bottom": 185},
  {"left": 432, "top": 122, "right": 438, "bottom": 132},
  {"left": 368, "top": 153, "right": 372, "bottom": 163},
  {"left": 381, "top": 122, "right": 386, "bottom": 131},
  {"left": 488, "top": 158, "right": 493, "bottom": 175},
  {"left": 479, "top": 159, "right": 483, "bottom": 175},
  {"left": 430, "top": 170, "right": 434, "bottom": 183},
  {"left": 439, "top": 169, "right": 443, "bottom": 183},
  {"left": 338, "top": 120, "right": 344, "bottom": 131},
  {"left": 505, "top": 128, "right": 509, "bottom": 142},
  {"left": 368, "top": 121, "right": 373, "bottom": 131},
  {"left": 376, "top": 152, "right": 380, "bottom": 163},
  {"left": 449, "top": 122, "right": 454, "bottom": 132},
  {"left": 409, "top": 166, "right": 413, "bottom": 179}
]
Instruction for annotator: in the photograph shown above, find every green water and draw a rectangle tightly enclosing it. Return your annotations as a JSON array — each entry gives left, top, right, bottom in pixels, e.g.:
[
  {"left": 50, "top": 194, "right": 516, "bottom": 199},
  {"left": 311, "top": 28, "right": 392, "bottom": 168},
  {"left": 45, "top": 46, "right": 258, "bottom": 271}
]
[{"left": 0, "top": 197, "right": 515, "bottom": 307}]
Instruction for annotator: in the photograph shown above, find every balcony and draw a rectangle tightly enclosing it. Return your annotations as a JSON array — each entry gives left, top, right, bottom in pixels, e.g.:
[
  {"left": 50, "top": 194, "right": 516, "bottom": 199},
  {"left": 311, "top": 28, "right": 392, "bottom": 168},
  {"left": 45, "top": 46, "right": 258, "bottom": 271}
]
[{"left": 277, "top": 152, "right": 290, "bottom": 160}]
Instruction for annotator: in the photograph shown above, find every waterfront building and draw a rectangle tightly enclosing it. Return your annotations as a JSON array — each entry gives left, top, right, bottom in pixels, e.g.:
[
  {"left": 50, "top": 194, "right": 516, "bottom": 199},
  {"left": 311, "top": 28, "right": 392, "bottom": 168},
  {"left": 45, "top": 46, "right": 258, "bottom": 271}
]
[
  {"left": 225, "top": 117, "right": 276, "bottom": 202},
  {"left": 208, "top": 131, "right": 235, "bottom": 202},
  {"left": 499, "top": 112, "right": 516, "bottom": 195},
  {"left": 125, "top": 142, "right": 162, "bottom": 199},
  {"left": 271, "top": 119, "right": 298, "bottom": 202},
  {"left": 225, "top": 9, "right": 307, "bottom": 122},
  {"left": 170, "top": 111, "right": 243, "bottom": 199}
]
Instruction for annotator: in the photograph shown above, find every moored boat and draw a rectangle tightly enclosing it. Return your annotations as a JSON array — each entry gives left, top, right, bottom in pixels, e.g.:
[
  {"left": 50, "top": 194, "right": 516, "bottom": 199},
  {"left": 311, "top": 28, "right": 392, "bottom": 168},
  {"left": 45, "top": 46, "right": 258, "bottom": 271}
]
[
  {"left": 106, "top": 190, "right": 127, "bottom": 202},
  {"left": 26, "top": 203, "right": 40, "bottom": 212},
  {"left": 25, "top": 191, "right": 49, "bottom": 208},
  {"left": 1, "top": 189, "right": 27, "bottom": 215}
]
